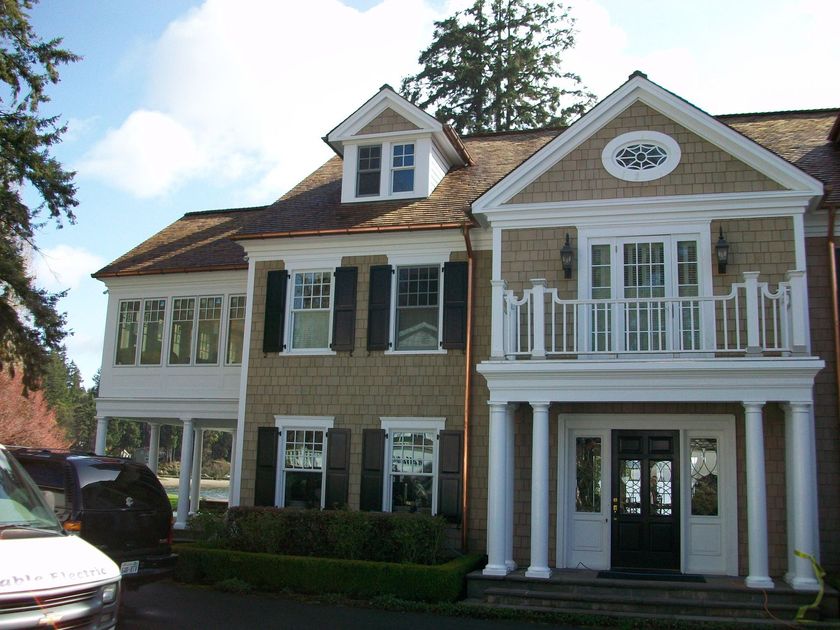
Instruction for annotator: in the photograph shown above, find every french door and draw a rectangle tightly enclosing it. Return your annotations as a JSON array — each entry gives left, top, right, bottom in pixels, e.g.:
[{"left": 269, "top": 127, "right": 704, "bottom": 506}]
[{"left": 611, "top": 430, "right": 680, "bottom": 570}]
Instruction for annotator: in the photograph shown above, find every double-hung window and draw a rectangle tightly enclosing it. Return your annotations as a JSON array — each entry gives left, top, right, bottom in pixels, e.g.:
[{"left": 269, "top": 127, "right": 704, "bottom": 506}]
[
  {"left": 381, "top": 418, "right": 445, "bottom": 515},
  {"left": 275, "top": 417, "right": 333, "bottom": 509},
  {"left": 394, "top": 265, "right": 441, "bottom": 351},
  {"left": 357, "top": 145, "right": 381, "bottom": 196},
  {"left": 196, "top": 296, "right": 223, "bottom": 364},
  {"left": 290, "top": 271, "right": 332, "bottom": 351},
  {"left": 115, "top": 298, "right": 166, "bottom": 366},
  {"left": 391, "top": 143, "right": 414, "bottom": 193},
  {"left": 226, "top": 295, "right": 246, "bottom": 365}
]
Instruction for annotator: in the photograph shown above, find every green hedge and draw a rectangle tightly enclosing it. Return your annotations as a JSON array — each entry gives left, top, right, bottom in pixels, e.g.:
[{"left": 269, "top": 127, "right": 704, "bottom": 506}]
[
  {"left": 175, "top": 544, "right": 484, "bottom": 602},
  {"left": 190, "top": 507, "right": 448, "bottom": 565}
]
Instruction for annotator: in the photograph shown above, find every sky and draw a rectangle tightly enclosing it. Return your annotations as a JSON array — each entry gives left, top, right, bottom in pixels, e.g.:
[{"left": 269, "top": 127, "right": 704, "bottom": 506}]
[{"left": 25, "top": 0, "right": 840, "bottom": 386}]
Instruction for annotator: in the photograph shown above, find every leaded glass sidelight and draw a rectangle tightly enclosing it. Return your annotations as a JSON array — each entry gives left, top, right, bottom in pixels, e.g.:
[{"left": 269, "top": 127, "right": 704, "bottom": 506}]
[
  {"left": 575, "top": 437, "right": 602, "bottom": 512},
  {"left": 690, "top": 438, "right": 719, "bottom": 516},
  {"left": 650, "top": 460, "right": 674, "bottom": 516},
  {"left": 618, "top": 459, "right": 642, "bottom": 515}
]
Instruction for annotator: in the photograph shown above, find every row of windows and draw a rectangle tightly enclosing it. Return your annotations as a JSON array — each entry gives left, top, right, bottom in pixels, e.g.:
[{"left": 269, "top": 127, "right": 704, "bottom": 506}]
[
  {"left": 357, "top": 142, "right": 415, "bottom": 197},
  {"left": 276, "top": 421, "right": 440, "bottom": 514},
  {"left": 286, "top": 265, "right": 443, "bottom": 353},
  {"left": 115, "top": 295, "right": 246, "bottom": 367}
]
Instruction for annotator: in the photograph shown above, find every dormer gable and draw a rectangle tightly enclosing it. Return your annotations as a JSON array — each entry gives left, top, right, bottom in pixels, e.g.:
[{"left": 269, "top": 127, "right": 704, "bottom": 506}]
[{"left": 324, "top": 85, "right": 469, "bottom": 204}]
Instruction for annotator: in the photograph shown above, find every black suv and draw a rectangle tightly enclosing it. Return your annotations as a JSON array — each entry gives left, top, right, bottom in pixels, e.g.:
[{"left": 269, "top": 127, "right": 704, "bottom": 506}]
[{"left": 8, "top": 447, "right": 177, "bottom": 586}]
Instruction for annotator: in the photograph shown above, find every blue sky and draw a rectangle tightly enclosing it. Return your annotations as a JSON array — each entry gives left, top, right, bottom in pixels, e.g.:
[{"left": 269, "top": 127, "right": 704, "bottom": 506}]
[{"left": 26, "top": 0, "right": 839, "bottom": 385}]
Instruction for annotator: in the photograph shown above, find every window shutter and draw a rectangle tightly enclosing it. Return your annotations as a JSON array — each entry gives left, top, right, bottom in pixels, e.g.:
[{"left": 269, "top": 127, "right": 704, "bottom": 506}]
[
  {"left": 367, "top": 265, "right": 392, "bottom": 351},
  {"left": 254, "top": 426, "right": 279, "bottom": 506},
  {"left": 442, "top": 261, "right": 468, "bottom": 349},
  {"left": 324, "top": 428, "right": 351, "bottom": 509},
  {"left": 359, "top": 428, "right": 386, "bottom": 511},
  {"left": 263, "top": 270, "right": 288, "bottom": 353},
  {"left": 331, "top": 267, "right": 357, "bottom": 352},
  {"left": 437, "top": 430, "right": 463, "bottom": 523}
]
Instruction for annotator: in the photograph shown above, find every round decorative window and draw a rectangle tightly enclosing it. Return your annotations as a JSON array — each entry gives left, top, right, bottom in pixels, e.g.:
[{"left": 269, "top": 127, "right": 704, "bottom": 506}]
[{"left": 601, "top": 131, "right": 681, "bottom": 182}]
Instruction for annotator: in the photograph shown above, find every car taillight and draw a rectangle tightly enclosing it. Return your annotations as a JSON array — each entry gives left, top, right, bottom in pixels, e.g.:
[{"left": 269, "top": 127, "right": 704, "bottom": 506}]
[{"left": 63, "top": 520, "right": 82, "bottom": 533}]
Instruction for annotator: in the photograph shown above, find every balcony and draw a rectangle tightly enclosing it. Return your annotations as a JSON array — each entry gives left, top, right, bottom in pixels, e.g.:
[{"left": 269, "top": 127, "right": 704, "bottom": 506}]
[{"left": 490, "top": 270, "right": 809, "bottom": 361}]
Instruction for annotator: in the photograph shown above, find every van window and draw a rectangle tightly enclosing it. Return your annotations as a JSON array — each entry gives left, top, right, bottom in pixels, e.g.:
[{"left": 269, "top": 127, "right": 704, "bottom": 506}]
[{"left": 77, "top": 463, "right": 168, "bottom": 511}]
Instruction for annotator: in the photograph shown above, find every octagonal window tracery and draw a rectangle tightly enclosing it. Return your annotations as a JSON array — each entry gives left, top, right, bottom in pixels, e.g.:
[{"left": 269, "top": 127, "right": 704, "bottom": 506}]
[{"left": 602, "top": 131, "right": 681, "bottom": 182}]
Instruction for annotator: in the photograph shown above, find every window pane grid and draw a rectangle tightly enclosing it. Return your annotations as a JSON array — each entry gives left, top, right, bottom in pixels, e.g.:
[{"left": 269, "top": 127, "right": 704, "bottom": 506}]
[
  {"left": 139, "top": 299, "right": 165, "bottom": 365},
  {"left": 115, "top": 300, "right": 141, "bottom": 364},
  {"left": 357, "top": 144, "right": 381, "bottom": 196},
  {"left": 226, "top": 295, "right": 246, "bottom": 364},
  {"left": 396, "top": 266, "right": 439, "bottom": 350},
  {"left": 283, "top": 430, "right": 324, "bottom": 471},
  {"left": 169, "top": 298, "right": 195, "bottom": 364},
  {"left": 291, "top": 272, "right": 331, "bottom": 349},
  {"left": 398, "top": 266, "right": 439, "bottom": 307},
  {"left": 390, "top": 431, "right": 434, "bottom": 475},
  {"left": 293, "top": 272, "right": 331, "bottom": 311}
]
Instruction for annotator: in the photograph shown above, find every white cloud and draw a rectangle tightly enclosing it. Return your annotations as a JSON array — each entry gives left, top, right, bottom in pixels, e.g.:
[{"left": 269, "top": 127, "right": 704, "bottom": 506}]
[
  {"left": 32, "top": 245, "right": 105, "bottom": 293},
  {"left": 80, "top": 0, "right": 445, "bottom": 201}
]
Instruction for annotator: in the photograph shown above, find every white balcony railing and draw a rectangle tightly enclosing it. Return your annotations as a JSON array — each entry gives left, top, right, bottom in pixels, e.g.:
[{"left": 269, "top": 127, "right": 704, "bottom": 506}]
[{"left": 490, "top": 271, "right": 809, "bottom": 360}]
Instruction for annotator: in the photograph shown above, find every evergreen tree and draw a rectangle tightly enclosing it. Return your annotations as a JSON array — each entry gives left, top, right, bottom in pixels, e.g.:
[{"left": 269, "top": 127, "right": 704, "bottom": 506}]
[
  {"left": 0, "top": 0, "right": 80, "bottom": 392},
  {"left": 401, "top": 0, "right": 594, "bottom": 134}
]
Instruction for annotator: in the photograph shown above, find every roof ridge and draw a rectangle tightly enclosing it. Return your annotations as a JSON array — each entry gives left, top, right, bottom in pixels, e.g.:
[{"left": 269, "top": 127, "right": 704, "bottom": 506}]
[
  {"left": 182, "top": 204, "right": 268, "bottom": 218},
  {"left": 462, "top": 125, "right": 565, "bottom": 139},
  {"left": 716, "top": 107, "right": 840, "bottom": 119}
]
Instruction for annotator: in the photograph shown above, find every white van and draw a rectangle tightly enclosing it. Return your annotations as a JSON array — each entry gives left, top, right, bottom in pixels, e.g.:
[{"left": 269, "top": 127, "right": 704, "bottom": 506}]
[{"left": 0, "top": 444, "right": 121, "bottom": 629}]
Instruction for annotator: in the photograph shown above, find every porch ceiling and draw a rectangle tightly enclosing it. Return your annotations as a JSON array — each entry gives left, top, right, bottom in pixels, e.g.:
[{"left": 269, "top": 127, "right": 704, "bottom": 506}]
[
  {"left": 477, "top": 357, "right": 823, "bottom": 404},
  {"left": 94, "top": 396, "right": 238, "bottom": 427}
]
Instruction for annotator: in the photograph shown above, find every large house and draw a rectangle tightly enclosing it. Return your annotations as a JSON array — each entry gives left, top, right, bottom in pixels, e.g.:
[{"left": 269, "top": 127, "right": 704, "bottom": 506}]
[{"left": 92, "top": 72, "right": 840, "bottom": 595}]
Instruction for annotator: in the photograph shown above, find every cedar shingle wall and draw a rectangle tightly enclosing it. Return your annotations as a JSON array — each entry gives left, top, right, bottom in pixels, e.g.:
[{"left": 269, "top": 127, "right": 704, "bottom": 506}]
[
  {"left": 354, "top": 108, "right": 420, "bottom": 136},
  {"left": 506, "top": 102, "right": 785, "bottom": 205}
]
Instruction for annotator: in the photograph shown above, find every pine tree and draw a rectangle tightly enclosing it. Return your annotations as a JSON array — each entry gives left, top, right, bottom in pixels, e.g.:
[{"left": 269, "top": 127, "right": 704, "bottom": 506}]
[
  {"left": 401, "top": 0, "right": 594, "bottom": 134},
  {"left": 0, "top": 0, "right": 80, "bottom": 392}
]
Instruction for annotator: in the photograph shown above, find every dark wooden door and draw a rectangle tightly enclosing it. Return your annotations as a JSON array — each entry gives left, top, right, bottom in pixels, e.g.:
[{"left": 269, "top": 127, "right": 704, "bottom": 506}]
[{"left": 611, "top": 430, "right": 680, "bottom": 570}]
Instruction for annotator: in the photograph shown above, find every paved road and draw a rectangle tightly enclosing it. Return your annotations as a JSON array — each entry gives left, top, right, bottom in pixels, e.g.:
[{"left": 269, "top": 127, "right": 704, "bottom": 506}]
[{"left": 120, "top": 580, "right": 591, "bottom": 629}]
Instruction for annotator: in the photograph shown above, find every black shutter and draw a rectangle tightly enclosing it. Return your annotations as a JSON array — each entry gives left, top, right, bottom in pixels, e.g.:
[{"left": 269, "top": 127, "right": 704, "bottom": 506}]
[
  {"left": 441, "top": 261, "right": 468, "bottom": 349},
  {"left": 263, "top": 270, "right": 288, "bottom": 353},
  {"left": 359, "top": 428, "right": 386, "bottom": 511},
  {"left": 367, "top": 265, "right": 392, "bottom": 351},
  {"left": 324, "top": 428, "right": 351, "bottom": 509},
  {"left": 437, "top": 430, "right": 463, "bottom": 523},
  {"left": 331, "top": 267, "right": 357, "bottom": 352},
  {"left": 254, "top": 426, "right": 279, "bottom": 506}
]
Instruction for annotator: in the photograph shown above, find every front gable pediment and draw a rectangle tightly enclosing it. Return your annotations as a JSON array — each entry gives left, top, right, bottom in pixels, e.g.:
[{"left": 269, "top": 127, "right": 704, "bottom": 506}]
[{"left": 473, "top": 73, "right": 824, "bottom": 221}]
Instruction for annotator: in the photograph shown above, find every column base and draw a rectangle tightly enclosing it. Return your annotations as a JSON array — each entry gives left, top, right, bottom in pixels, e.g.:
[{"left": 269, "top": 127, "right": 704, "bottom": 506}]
[
  {"left": 745, "top": 575, "right": 774, "bottom": 589},
  {"left": 482, "top": 564, "right": 510, "bottom": 577},
  {"left": 173, "top": 521, "right": 188, "bottom": 530},
  {"left": 525, "top": 566, "right": 552, "bottom": 579},
  {"left": 787, "top": 575, "right": 820, "bottom": 591},
  {"left": 505, "top": 560, "right": 518, "bottom": 571}
]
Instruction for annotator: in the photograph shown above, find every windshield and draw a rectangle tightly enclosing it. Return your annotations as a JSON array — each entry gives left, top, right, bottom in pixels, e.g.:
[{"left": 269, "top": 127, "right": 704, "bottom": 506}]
[{"left": 0, "top": 447, "right": 63, "bottom": 533}]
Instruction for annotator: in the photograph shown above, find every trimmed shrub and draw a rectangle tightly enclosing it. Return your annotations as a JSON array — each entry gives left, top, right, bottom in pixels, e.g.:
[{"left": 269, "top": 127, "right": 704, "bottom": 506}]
[
  {"left": 190, "top": 507, "right": 448, "bottom": 565},
  {"left": 175, "top": 544, "right": 483, "bottom": 602}
]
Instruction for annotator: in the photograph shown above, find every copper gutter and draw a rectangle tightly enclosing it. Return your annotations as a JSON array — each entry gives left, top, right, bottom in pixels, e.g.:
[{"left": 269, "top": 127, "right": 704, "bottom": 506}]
[
  {"left": 235, "top": 221, "right": 473, "bottom": 241},
  {"left": 94, "top": 262, "right": 248, "bottom": 279},
  {"left": 461, "top": 223, "right": 474, "bottom": 551}
]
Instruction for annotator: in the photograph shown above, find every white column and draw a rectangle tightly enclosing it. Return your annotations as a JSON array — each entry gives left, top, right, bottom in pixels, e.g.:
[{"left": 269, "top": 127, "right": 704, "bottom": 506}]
[
  {"left": 175, "top": 418, "right": 195, "bottom": 530},
  {"left": 94, "top": 416, "right": 109, "bottom": 455},
  {"left": 530, "top": 279, "right": 547, "bottom": 359},
  {"left": 189, "top": 428, "right": 204, "bottom": 514},
  {"left": 785, "top": 402, "right": 820, "bottom": 590},
  {"left": 526, "top": 402, "right": 551, "bottom": 579},
  {"left": 491, "top": 279, "right": 508, "bottom": 359},
  {"left": 785, "top": 270, "right": 808, "bottom": 355},
  {"left": 483, "top": 402, "right": 510, "bottom": 576},
  {"left": 743, "top": 272, "right": 761, "bottom": 355},
  {"left": 147, "top": 423, "right": 161, "bottom": 474},
  {"left": 505, "top": 404, "right": 517, "bottom": 571},
  {"left": 228, "top": 429, "right": 238, "bottom": 504},
  {"left": 743, "top": 402, "right": 773, "bottom": 589}
]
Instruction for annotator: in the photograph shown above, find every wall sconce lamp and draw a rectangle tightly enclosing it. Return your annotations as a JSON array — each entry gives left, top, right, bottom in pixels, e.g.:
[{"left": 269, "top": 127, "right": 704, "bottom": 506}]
[
  {"left": 716, "top": 227, "right": 730, "bottom": 274},
  {"left": 561, "top": 233, "right": 575, "bottom": 279}
]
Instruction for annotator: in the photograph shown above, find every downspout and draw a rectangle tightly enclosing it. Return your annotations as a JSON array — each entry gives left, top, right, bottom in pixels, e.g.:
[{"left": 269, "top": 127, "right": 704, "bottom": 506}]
[
  {"left": 827, "top": 203, "right": 840, "bottom": 423},
  {"left": 461, "top": 223, "right": 475, "bottom": 551}
]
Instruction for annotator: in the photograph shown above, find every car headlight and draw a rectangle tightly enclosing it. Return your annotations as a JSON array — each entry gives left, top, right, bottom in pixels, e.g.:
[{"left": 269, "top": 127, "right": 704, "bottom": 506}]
[{"left": 101, "top": 583, "right": 119, "bottom": 604}]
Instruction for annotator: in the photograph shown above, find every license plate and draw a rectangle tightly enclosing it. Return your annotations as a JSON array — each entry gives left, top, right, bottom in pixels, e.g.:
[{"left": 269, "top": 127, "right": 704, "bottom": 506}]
[{"left": 120, "top": 561, "right": 139, "bottom": 575}]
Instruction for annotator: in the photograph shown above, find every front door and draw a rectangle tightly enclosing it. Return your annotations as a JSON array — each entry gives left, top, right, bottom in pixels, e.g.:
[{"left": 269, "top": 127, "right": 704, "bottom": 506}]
[{"left": 611, "top": 430, "right": 680, "bottom": 570}]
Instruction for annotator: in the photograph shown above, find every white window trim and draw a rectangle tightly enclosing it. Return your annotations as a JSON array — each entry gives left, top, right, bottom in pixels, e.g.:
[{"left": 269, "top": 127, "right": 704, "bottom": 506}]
[
  {"left": 356, "top": 143, "right": 383, "bottom": 198},
  {"left": 342, "top": 136, "right": 430, "bottom": 203},
  {"left": 285, "top": 268, "right": 337, "bottom": 356},
  {"left": 114, "top": 298, "right": 143, "bottom": 367},
  {"left": 380, "top": 417, "right": 445, "bottom": 515},
  {"left": 273, "top": 415, "right": 335, "bottom": 509},
  {"left": 385, "top": 261, "right": 447, "bottom": 355},
  {"left": 390, "top": 142, "right": 416, "bottom": 195},
  {"left": 166, "top": 294, "right": 224, "bottom": 367},
  {"left": 602, "top": 131, "right": 681, "bottom": 182}
]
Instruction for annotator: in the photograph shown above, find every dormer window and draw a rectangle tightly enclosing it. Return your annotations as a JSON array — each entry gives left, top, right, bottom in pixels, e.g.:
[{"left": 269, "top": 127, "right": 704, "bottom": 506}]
[
  {"left": 357, "top": 145, "right": 381, "bottom": 196},
  {"left": 391, "top": 144, "right": 415, "bottom": 193}
]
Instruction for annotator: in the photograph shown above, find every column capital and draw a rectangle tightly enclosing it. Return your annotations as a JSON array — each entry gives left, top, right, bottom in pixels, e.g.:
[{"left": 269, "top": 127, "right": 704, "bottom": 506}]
[
  {"left": 180, "top": 417, "right": 194, "bottom": 426},
  {"left": 784, "top": 401, "right": 813, "bottom": 413},
  {"left": 530, "top": 401, "right": 551, "bottom": 412},
  {"left": 742, "top": 401, "right": 766, "bottom": 410},
  {"left": 488, "top": 401, "right": 509, "bottom": 412}
]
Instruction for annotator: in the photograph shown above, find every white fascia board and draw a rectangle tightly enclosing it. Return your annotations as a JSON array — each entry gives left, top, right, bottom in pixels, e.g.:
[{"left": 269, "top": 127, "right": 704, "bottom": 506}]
[
  {"left": 238, "top": 229, "right": 476, "bottom": 263},
  {"left": 477, "top": 357, "right": 824, "bottom": 404},
  {"left": 101, "top": 270, "right": 247, "bottom": 294},
  {"left": 328, "top": 90, "right": 441, "bottom": 142},
  {"left": 472, "top": 76, "right": 823, "bottom": 215},
  {"left": 483, "top": 190, "right": 815, "bottom": 230},
  {"left": 95, "top": 396, "right": 239, "bottom": 422}
]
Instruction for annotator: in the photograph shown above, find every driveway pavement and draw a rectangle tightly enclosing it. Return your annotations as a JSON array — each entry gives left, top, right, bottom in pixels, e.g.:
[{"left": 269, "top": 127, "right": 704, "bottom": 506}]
[{"left": 120, "top": 580, "right": 592, "bottom": 629}]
